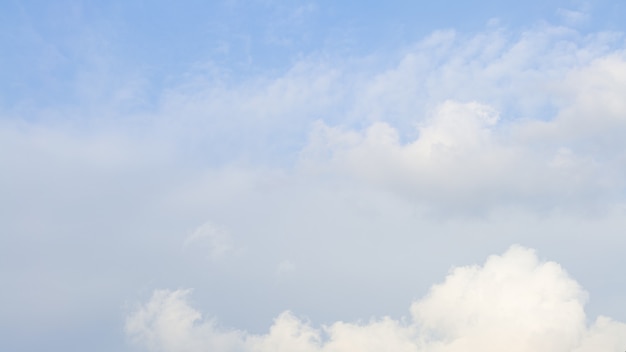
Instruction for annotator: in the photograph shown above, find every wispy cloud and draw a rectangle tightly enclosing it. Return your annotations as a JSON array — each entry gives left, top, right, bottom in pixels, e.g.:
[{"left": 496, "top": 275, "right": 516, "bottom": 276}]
[{"left": 183, "top": 222, "right": 236, "bottom": 260}]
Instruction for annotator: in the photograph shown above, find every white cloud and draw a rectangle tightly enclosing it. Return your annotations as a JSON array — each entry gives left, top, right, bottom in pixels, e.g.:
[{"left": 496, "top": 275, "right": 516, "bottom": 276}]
[
  {"left": 557, "top": 8, "right": 590, "bottom": 26},
  {"left": 294, "top": 33, "right": 626, "bottom": 213},
  {"left": 183, "top": 222, "right": 235, "bottom": 260},
  {"left": 275, "top": 260, "right": 296, "bottom": 278},
  {"left": 126, "top": 246, "right": 626, "bottom": 352},
  {"left": 125, "top": 289, "right": 246, "bottom": 352},
  {"left": 302, "top": 97, "right": 623, "bottom": 213},
  {"left": 411, "top": 246, "right": 587, "bottom": 351}
]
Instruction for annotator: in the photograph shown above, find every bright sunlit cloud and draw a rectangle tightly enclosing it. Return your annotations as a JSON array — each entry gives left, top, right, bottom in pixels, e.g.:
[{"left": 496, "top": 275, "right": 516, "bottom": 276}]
[{"left": 125, "top": 246, "right": 626, "bottom": 352}]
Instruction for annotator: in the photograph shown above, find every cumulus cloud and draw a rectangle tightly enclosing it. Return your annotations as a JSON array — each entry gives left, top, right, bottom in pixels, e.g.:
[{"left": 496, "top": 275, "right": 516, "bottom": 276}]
[
  {"left": 125, "top": 289, "right": 246, "bottom": 352},
  {"left": 302, "top": 99, "right": 624, "bottom": 213},
  {"left": 300, "top": 42, "right": 626, "bottom": 212},
  {"left": 125, "top": 246, "right": 626, "bottom": 352}
]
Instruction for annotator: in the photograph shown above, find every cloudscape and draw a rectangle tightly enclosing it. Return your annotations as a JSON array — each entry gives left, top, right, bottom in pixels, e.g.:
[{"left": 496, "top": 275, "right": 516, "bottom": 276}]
[
  {"left": 125, "top": 246, "right": 626, "bottom": 352},
  {"left": 1, "top": 1, "right": 626, "bottom": 351}
]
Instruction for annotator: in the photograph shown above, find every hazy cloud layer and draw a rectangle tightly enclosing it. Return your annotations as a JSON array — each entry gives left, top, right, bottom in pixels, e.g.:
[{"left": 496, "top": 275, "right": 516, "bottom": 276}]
[{"left": 126, "top": 246, "right": 626, "bottom": 352}]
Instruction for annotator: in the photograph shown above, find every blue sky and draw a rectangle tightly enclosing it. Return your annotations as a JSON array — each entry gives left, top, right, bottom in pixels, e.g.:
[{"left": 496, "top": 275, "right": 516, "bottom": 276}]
[
  {"left": 4, "top": 0, "right": 625, "bottom": 109},
  {"left": 2, "top": 1, "right": 626, "bottom": 352}
]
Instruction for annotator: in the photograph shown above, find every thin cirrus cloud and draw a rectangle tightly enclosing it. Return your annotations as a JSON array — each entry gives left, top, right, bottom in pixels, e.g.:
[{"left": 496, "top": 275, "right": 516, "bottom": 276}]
[{"left": 125, "top": 246, "right": 626, "bottom": 352}]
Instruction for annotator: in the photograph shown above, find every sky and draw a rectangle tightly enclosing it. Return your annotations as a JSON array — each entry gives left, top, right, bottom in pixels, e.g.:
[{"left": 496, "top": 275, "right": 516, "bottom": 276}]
[{"left": 2, "top": 1, "right": 626, "bottom": 351}]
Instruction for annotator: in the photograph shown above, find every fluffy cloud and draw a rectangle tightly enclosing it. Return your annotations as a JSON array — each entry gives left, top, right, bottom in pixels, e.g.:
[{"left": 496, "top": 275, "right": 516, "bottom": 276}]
[
  {"left": 125, "top": 246, "right": 626, "bottom": 352},
  {"left": 298, "top": 26, "right": 626, "bottom": 214},
  {"left": 301, "top": 46, "right": 626, "bottom": 212}
]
